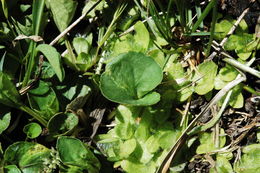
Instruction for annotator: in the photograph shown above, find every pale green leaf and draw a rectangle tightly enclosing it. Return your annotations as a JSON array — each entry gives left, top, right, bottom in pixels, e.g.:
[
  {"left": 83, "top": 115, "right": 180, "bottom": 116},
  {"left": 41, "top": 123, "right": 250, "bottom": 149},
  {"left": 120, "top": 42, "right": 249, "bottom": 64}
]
[
  {"left": 196, "top": 129, "right": 226, "bottom": 154},
  {"left": 210, "top": 155, "right": 233, "bottom": 173},
  {"left": 119, "top": 138, "right": 137, "bottom": 158},
  {"left": 234, "top": 144, "right": 260, "bottom": 173},
  {"left": 193, "top": 61, "right": 218, "bottom": 95}
]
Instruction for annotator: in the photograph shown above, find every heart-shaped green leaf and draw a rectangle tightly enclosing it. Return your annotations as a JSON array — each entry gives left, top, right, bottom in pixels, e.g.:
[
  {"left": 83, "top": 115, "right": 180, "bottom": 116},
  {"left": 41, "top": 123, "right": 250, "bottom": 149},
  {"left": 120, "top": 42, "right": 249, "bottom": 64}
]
[{"left": 100, "top": 52, "right": 163, "bottom": 106}]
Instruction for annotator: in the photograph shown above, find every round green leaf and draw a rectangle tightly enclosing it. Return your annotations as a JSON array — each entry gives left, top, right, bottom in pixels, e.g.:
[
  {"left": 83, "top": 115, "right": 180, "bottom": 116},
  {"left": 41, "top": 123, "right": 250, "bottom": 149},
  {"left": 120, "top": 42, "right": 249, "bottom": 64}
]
[
  {"left": 23, "top": 123, "right": 42, "bottom": 139},
  {"left": 219, "top": 65, "right": 238, "bottom": 82},
  {"left": 100, "top": 52, "right": 163, "bottom": 106},
  {"left": 57, "top": 136, "right": 100, "bottom": 172},
  {"left": 47, "top": 112, "right": 78, "bottom": 136}
]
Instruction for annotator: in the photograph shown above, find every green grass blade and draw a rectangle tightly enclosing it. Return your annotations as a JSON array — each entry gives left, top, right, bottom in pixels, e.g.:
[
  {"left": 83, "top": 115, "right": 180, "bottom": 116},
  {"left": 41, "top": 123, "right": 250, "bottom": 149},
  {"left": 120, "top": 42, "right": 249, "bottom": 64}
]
[
  {"left": 195, "top": 0, "right": 203, "bottom": 29},
  {"left": 22, "top": 0, "right": 45, "bottom": 87},
  {"left": 191, "top": 0, "right": 215, "bottom": 33},
  {"left": 206, "top": 0, "right": 217, "bottom": 56}
]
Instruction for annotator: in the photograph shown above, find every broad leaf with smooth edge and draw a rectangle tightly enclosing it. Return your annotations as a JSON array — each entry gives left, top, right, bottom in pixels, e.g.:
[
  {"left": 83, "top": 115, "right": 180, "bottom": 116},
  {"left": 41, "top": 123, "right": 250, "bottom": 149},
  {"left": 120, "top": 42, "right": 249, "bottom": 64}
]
[
  {"left": 49, "top": 0, "right": 78, "bottom": 32},
  {"left": 4, "top": 165, "right": 21, "bottom": 173},
  {"left": 36, "top": 44, "right": 65, "bottom": 82},
  {"left": 4, "top": 142, "right": 50, "bottom": 173},
  {"left": 57, "top": 136, "right": 100, "bottom": 173},
  {"left": 0, "top": 111, "right": 11, "bottom": 134},
  {"left": 28, "top": 80, "right": 59, "bottom": 119},
  {"left": 23, "top": 123, "right": 42, "bottom": 139},
  {"left": 47, "top": 113, "right": 78, "bottom": 136},
  {"left": 0, "top": 72, "right": 22, "bottom": 107},
  {"left": 100, "top": 52, "right": 163, "bottom": 106}
]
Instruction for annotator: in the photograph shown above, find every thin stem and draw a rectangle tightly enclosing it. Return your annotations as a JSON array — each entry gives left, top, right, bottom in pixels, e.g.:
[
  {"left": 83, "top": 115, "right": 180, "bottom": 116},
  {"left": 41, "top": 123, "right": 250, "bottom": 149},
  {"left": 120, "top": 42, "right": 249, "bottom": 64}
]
[
  {"left": 157, "top": 75, "right": 246, "bottom": 173},
  {"left": 243, "top": 85, "right": 260, "bottom": 96},
  {"left": 19, "top": 106, "right": 48, "bottom": 127},
  {"left": 49, "top": 0, "right": 102, "bottom": 46},
  {"left": 223, "top": 58, "right": 260, "bottom": 78}
]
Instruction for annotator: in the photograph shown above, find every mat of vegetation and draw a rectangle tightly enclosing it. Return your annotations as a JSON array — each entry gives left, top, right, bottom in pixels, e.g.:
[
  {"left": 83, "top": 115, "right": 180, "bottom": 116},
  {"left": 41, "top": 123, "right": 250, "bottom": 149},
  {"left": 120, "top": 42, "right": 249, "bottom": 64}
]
[{"left": 0, "top": 0, "right": 259, "bottom": 173}]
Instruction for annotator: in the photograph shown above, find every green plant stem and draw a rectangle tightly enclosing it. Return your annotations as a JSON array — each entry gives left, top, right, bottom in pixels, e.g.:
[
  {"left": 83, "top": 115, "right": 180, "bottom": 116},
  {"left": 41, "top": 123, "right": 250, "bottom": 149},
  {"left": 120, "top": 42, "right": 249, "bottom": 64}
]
[
  {"left": 22, "top": 0, "right": 45, "bottom": 87},
  {"left": 22, "top": 41, "right": 37, "bottom": 87},
  {"left": 189, "top": 90, "right": 232, "bottom": 135},
  {"left": 65, "top": 39, "right": 78, "bottom": 69},
  {"left": 223, "top": 58, "right": 260, "bottom": 78},
  {"left": 243, "top": 85, "right": 260, "bottom": 96},
  {"left": 19, "top": 106, "right": 47, "bottom": 127},
  {"left": 93, "top": 3, "right": 126, "bottom": 63}
]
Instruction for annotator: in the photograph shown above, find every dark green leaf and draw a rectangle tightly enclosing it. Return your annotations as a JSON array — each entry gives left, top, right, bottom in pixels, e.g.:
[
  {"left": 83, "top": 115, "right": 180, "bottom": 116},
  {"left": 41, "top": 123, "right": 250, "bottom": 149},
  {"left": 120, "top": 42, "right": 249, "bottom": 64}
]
[
  {"left": 47, "top": 112, "right": 78, "bottom": 136},
  {"left": 28, "top": 81, "right": 59, "bottom": 119},
  {"left": 0, "top": 72, "right": 22, "bottom": 108}
]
